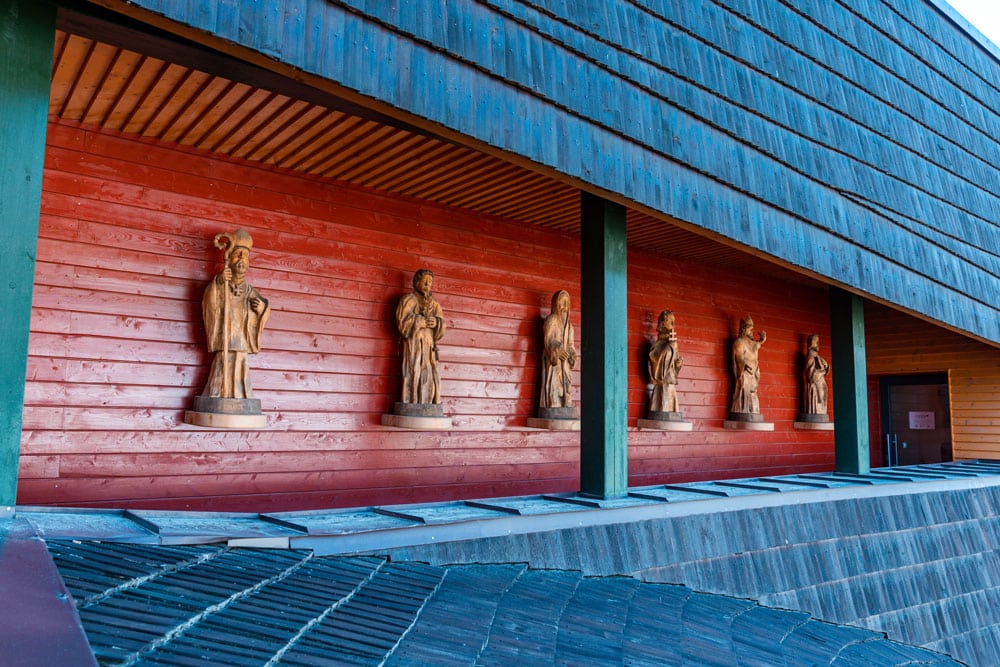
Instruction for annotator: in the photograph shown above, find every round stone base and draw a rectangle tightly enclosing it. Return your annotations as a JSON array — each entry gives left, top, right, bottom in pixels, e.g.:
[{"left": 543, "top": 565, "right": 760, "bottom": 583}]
[
  {"left": 381, "top": 413, "right": 451, "bottom": 430},
  {"left": 192, "top": 395, "right": 262, "bottom": 415},
  {"left": 637, "top": 418, "right": 693, "bottom": 431},
  {"left": 647, "top": 410, "right": 685, "bottom": 422},
  {"left": 724, "top": 419, "right": 775, "bottom": 431},
  {"left": 538, "top": 406, "right": 580, "bottom": 420},
  {"left": 797, "top": 413, "right": 830, "bottom": 423},
  {"left": 794, "top": 421, "right": 835, "bottom": 431},
  {"left": 393, "top": 402, "right": 444, "bottom": 417},
  {"left": 184, "top": 411, "right": 267, "bottom": 428},
  {"left": 728, "top": 411, "right": 764, "bottom": 423},
  {"left": 527, "top": 417, "right": 580, "bottom": 431}
]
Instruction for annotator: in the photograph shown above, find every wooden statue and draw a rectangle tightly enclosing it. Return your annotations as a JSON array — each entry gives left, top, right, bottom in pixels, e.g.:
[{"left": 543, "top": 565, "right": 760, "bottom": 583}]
[
  {"left": 802, "top": 333, "right": 831, "bottom": 421},
  {"left": 730, "top": 314, "right": 766, "bottom": 420},
  {"left": 186, "top": 228, "right": 269, "bottom": 428},
  {"left": 539, "top": 289, "right": 578, "bottom": 418},
  {"left": 648, "top": 310, "right": 684, "bottom": 419},
  {"left": 394, "top": 268, "right": 446, "bottom": 415}
]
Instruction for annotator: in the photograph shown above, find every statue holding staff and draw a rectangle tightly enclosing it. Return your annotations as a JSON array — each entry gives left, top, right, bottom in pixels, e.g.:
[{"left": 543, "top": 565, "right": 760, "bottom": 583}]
[
  {"left": 201, "top": 228, "right": 270, "bottom": 399},
  {"left": 186, "top": 228, "right": 270, "bottom": 427}
]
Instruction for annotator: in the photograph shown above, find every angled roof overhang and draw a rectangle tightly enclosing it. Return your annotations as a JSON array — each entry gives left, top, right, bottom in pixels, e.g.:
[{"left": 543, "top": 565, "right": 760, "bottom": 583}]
[
  {"left": 51, "top": 1, "right": 808, "bottom": 282},
  {"left": 63, "top": 0, "right": 1000, "bottom": 345}
]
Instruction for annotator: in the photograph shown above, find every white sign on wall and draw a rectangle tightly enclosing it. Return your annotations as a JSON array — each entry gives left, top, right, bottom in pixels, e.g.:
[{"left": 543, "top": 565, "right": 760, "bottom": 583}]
[{"left": 909, "top": 411, "right": 935, "bottom": 430}]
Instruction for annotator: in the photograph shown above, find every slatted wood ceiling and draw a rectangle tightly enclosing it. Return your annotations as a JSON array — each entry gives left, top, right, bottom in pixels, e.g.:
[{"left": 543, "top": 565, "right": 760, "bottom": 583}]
[{"left": 48, "top": 29, "right": 797, "bottom": 275}]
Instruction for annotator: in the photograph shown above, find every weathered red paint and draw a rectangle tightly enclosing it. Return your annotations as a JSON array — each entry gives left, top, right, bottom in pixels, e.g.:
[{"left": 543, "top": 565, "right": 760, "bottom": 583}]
[{"left": 18, "top": 120, "right": 834, "bottom": 511}]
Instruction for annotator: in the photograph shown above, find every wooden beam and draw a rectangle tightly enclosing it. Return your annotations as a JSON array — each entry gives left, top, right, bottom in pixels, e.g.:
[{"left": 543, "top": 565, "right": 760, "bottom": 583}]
[
  {"left": 830, "top": 287, "right": 871, "bottom": 474},
  {"left": 580, "top": 192, "right": 629, "bottom": 498},
  {"left": 0, "top": 0, "right": 56, "bottom": 512}
]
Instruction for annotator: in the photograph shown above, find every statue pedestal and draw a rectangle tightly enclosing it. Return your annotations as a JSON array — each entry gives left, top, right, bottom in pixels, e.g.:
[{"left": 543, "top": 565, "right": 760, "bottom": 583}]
[
  {"left": 527, "top": 417, "right": 580, "bottom": 430},
  {"left": 381, "top": 402, "right": 450, "bottom": 429},
  {"left": 528, "top": 406, "right": 580, "bottom": 430},
  {"left": 184, "top": 396, "right": 266, "bottom": 429},
  {"left": 637, "top": 418, "right": 693, "bottom": 431},
  {"left": 724, "top": 413, "right": 774, "bottom": 431},
  {"left": 392, "top": 402, "right": 444, "bottom": 417},
  {"left": 794, "top": 415, "right": 834, "bottom": 430},
  {"left": 381, "top": 413, "right": 451, "bottom": 429}
]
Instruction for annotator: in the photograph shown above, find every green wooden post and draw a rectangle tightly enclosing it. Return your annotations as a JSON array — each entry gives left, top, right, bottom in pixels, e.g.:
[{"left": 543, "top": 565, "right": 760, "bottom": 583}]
[
  {"left": 0, "top": 0, "right": 55, "bottom": 514},
  {"left": 579, "top": 192, "right": 629, "bottom": 498},
  {"left": 829, "top": 287, "right": 870, "bottom": 474}
]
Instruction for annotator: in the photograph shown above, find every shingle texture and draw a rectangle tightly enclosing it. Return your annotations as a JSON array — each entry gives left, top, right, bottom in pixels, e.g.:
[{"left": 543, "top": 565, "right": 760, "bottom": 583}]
[
  {"left": 50, "top": 541, "right": 959, "bottom": 666},
  {"left": 122, "top": 0, "right": 1000, "bottom": 343},
  {"left": 22, "top": 462, "right": 1000, "bottom": 665}
]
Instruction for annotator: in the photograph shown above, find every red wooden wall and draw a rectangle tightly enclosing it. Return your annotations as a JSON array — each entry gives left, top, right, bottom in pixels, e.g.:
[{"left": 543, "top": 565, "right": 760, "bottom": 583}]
[
  {"left": 18, "top": 119, "right": 834, "bottom": 511},
  {"left": 627, "top": 255, "right": 835, "bottom": 485}
]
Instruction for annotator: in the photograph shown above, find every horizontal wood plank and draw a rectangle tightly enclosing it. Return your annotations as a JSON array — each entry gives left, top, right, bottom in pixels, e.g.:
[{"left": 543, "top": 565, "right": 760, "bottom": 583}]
[{"left": 20, "top": 120, "right": 845, "bottom": 509}]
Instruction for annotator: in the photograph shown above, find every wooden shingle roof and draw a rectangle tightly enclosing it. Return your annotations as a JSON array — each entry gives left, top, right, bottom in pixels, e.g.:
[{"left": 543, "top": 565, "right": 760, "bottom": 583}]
[
  {"left": 50, "top": 10, "right": 780, "bottom": 280},
  {"left": 75, "top": 0, "right": 1000, "bottom": 345}
]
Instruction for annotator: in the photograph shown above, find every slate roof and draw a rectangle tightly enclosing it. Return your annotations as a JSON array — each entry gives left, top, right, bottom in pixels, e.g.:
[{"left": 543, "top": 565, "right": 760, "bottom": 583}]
[
  {"left": 49, "top": 541, "right": 960, "bottom": 666},
  {"left": 10, "top": 461, "right": 1000, "bottom": 664}
]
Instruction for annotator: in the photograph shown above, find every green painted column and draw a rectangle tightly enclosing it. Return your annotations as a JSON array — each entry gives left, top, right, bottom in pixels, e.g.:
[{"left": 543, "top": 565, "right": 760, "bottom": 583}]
[
  {"left": 0, "top": 0, "right": 55, "bottom": 513},
  {"left": 829, "top": 287, "right": 870, "bottom": 474},
  {"left": 579, "top": 192, "right": 629, "bottom": 498}
]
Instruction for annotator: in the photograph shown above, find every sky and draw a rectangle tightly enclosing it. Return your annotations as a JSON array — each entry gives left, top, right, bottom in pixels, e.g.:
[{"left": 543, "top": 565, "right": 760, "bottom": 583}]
[{"left": 943, "top": 0, "right": 1000, "bottom": 48}]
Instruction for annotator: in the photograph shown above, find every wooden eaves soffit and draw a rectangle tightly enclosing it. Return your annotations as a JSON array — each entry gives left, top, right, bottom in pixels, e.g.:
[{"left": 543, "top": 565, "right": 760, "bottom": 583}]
[
  {"left": 74, "top": 0, "right": 1000, "bottom": 347},
  {"left": 53, "top": 2, "right": 793, "bottom": 278}
]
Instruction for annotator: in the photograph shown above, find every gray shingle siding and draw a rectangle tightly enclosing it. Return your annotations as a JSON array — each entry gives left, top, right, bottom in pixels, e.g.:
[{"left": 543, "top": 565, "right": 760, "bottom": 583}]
[{"left": 120, "top": 0, "right": 1000, "bottom": 343}]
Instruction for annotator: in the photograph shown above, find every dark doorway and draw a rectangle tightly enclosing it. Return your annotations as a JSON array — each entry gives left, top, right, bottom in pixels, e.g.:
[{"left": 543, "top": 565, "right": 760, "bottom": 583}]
[{"left": 879, "top": 374, "right": 952, "bottom": 467}]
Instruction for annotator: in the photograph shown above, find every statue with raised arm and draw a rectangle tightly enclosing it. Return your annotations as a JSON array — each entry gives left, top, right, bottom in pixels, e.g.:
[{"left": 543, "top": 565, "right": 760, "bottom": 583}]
[
  {"left": 730, "top": 314, "right": 766, "bottom": 420},
  {"left": 648, "top": 310, "right": 684, "bottom": 418},
  {"left": 395, "top": 269, "right": 446, "bottom": 413},
  {"left": 186, "top": 228, "right": 270, "bottom": 428}
]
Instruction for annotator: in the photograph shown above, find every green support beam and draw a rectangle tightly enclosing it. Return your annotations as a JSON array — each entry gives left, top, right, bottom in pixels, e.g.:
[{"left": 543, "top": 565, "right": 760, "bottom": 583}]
[
  {"left": 829, "top": 287, "right": 870, "bottom": 474},
  {"left": 0, "top": 0, "right": 55, "bottom": 514},
  {"left": 579, "top": 193, "right": 629, "bottom": 498}
]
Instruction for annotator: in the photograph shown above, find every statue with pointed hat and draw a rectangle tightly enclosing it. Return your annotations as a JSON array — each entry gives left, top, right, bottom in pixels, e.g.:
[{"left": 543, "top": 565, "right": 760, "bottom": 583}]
[{"left": 185, "top": 228, "right": 270, "bottom": 428}]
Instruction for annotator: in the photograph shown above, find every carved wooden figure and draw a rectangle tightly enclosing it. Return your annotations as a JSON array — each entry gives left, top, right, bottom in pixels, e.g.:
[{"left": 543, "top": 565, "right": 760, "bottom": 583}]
[
  {"left": 648, "top": 310, "right": 684, "bottom": 418},
  {"left": 394, "top": 269, "right": 446, "bottom": 415},
  {"left": 186, "top": 228, "right": 270, "bottom": 428},
  {"left": 802, "top": 333, "right": 831, "bottom": 420},
  {"left": 539, "top": 289, "right": 578, "bottom": 418},
  {"left": 730, "top": 314, "right": 766, "bottom": 420}
]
